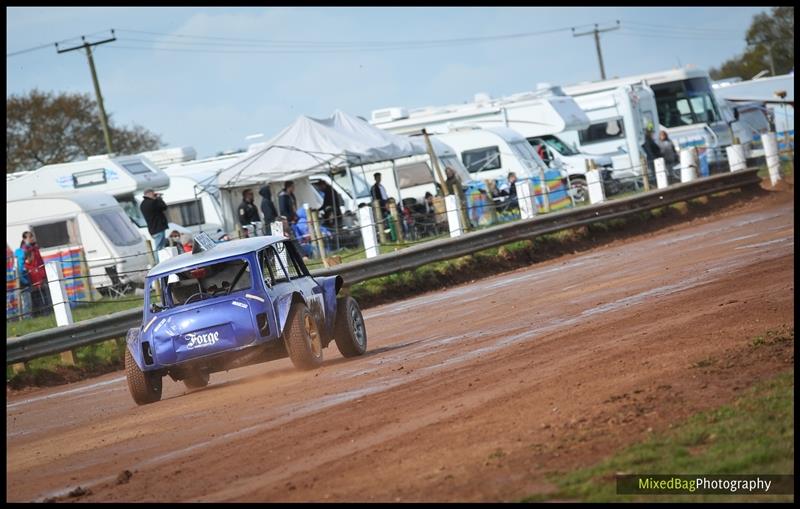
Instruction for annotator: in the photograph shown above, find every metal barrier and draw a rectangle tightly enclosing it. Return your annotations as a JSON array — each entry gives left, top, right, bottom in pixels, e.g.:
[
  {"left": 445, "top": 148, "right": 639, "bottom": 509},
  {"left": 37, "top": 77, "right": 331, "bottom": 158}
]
[{"left": 6, "top": 168, "right": 762, "bottom": 365}]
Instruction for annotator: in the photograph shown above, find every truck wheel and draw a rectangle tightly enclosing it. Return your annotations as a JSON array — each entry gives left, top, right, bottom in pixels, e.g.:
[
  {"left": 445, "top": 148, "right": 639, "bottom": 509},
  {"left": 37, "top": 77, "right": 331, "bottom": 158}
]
[
  {"left": 125, "top": 346, "right": 162, "bottom": 405},
  {"left": 334, "top": 296, "right": 367, "bottom": 358},
  {"left": 569, "top": 177, "right": 588, "bottom": 203},
  {"left": 184, "top": 372, "right": 210, "bottom": 390},
  {"left": 284, "top": 303, "right": 324, "bottom": 370}
]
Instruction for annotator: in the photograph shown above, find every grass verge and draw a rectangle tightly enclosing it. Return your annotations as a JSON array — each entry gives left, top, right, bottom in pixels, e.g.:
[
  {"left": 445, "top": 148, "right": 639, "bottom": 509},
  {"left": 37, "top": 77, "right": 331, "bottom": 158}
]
[
  {"left": 6, "top": 298, "right": 144, "bottom": 338},
  {"left": 522, "top": 370, "right": 794, "bottom": 502}
]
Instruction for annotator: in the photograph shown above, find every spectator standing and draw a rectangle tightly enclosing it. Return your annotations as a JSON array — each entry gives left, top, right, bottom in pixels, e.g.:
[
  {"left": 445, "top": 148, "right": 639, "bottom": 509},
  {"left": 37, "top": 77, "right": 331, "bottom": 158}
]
[
  {"left": 505, "top": 172, "right": 520, "bottom": 211},
  {"left": 641, "top": 127, "right": 662, "bottom": 184},
  {"left": 237, "top": 189, "right": 260, "bottom": 236},
  {"left": 13, "top": 242, "right": 32, "bottom": 318},
  {"left": 20, "top": 231, "right": 51, "bottom": 317},
  {"left": 140, "top": 189, "right": 169, "bottom": 250},
  {"left": 278, "top": 180, "right": 299, "bottom": 226},
  {"left": 657, "top": 130, "right": 678, "bottom": 168},
  {"left": 370, "top": 173, "right": 390, "bottom": 218},
  {"left": 318, "top": 180, "right": 343, "bottom": 230},
  {"left": 259, "top": 185, "right": 278, "bottom": 235}
]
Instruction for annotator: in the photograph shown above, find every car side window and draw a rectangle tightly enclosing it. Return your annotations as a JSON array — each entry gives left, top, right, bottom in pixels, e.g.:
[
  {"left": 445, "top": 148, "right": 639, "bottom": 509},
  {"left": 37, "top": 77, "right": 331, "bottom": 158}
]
[
  {"left": 258, "top": 248, "right": 277, "bottom": 287},
  {"left": 265, "top": 245, "right": 291, "bottom": 283},
  {"left": 283, "top": 241, "right": 308, "bottom": 279}
]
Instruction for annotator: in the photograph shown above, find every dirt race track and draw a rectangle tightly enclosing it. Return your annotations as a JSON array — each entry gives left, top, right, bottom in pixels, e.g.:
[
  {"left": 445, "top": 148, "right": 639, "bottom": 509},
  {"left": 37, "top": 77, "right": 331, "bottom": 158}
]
[{"left": 6, "top": 186, "right": 794, "bottom": 502}]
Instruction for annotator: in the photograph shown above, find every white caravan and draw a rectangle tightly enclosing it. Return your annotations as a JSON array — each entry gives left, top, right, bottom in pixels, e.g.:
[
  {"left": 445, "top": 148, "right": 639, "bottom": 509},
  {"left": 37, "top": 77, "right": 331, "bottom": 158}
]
[
  {"left": 713, "top": 72, "right": 794, "bottom": 158},
  {"left": 564, "top": 67, "right": 738, "bottom": 176},
  {"left": 134, "top": 152, "right": 244, "bottom": 237},
  {"left": 559, "top": 82, "right": 660, "bottom": 187},
  {"left": 369, "top": 87, "right": 614, "bottom": 196},
  {"left": 6, "top": 154, "right": 170, "bottom": 242},
  {"left": 6, "top": 192, "right": 150, "bottom": 289}
]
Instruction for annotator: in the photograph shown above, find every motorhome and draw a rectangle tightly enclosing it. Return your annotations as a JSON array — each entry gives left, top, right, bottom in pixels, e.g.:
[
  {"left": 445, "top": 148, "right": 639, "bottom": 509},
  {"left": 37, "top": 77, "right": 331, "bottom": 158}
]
[
  {"left": 559, "top": 82, "right": 660, "bottom": 187},
  {"left": 370, "top": 87, "right": 620, "bottom": 198},
  {"left": 6, "top": 154, "right": 170, "bottom": 242},
  {"left": 432, "top": 126, "right": 572, "bottom": 212},
  {"left": 564, "top": 67, "right": 739, "bottom": 176},
  {"left": 6, "top": 192, "right": 150, "bottom": 290}
]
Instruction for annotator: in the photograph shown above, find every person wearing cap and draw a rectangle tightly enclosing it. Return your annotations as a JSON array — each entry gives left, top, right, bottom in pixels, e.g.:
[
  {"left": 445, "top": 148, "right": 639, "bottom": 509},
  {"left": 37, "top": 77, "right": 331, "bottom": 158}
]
[{"left": 140, "top": 189, "right": 169, "bottom": 250}]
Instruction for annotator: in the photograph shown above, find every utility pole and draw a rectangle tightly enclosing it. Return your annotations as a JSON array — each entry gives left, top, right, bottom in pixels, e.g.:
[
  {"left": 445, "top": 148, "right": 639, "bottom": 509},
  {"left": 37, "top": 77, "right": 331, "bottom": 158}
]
[
  {"left": 56, "top": 31, "right": 117, "bottom": 154},
  {"left": 572, "top": 21, "right": 620, "bottom": 80}
]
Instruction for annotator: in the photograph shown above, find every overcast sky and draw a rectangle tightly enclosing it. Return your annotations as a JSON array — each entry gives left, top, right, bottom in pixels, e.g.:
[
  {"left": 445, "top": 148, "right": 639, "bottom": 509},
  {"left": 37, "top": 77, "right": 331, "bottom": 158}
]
[{"left": 7, "top": 6, "right": 768, "bottom": 158}]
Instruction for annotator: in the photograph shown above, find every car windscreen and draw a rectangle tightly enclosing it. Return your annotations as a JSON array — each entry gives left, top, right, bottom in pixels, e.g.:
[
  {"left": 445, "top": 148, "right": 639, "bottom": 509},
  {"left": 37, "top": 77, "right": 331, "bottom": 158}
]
[{"left": 162, "top": 258, "right": 252, "bottom": 309}]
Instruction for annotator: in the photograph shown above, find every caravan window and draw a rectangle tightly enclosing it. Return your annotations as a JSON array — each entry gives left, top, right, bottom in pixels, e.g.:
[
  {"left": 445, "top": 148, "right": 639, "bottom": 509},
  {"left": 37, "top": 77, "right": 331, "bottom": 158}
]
[
  {"left": 461, "top": 146, "right": 501, "bottom": 174},
  {"left": 578, "top": 119, "right": 626, "bottom": 145},
  {"left": 118, "top": 198, "right": 148, "bottom": 228},
  {"left": 166, "top": 200, "right": 205, "bottom": 227},
  {"left": 121, "top": 161, "right": 155, "bottom": 175},
  {"left": 32, "top": 220, "right": 78, "bottom": 249},
  {"left": 332, "top": 170, "right": 371, "bottom": 199},
  {"left": 91, "top": 210, "right": 142, "bottom": 247},
  {"left": 397, "top": 162, "right": 434, "bottom": 188}
]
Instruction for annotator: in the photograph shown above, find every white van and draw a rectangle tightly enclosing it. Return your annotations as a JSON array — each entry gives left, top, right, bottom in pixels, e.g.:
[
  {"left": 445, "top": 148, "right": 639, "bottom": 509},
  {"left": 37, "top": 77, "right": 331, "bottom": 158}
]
[{"left": 6, "top": 192, "right": 150, "bottom": 289}]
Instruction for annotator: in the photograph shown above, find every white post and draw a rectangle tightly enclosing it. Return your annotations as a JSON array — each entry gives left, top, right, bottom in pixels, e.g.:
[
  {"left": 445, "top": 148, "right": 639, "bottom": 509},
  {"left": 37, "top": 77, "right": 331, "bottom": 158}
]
[
  {"left": 45, "top": 261, "right": 73, "bottom": 326},
  {"left": 358, "top": 207, "right": 379, "bottom": 259},
  {"left": 270, "top": 220, "right": 290, "bottom": 270},
  {"left": 654, "top": 158, "right": 669, "bottom": 189},
  {"left": 270, "top": 220, "right": 283, "bottom": 238},
  {"left": 680, "top": 147, "right": 698, "bottom": 183},
  {"left": 516, "top": 180, "right": 536, "bottom": 220},
  {"left": 725, "top": 144, "right": 747, "bottom": 173},
  {"left": 762, "top": 132, "right": 782, "bottom": 185},
  {"left": 445, "top": 194, "right": 463, "bottom": 238},
  {"left": 585, "top": 169, "right": 606, "bottom": 204}
]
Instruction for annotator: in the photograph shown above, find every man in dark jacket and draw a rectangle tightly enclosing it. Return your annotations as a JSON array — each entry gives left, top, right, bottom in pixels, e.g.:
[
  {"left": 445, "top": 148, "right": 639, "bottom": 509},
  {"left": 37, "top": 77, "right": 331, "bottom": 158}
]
[
  {"left": 370, "top": 173, "right": 389, "bottom": 218},
  {"left": 238, "top": 189, "right": 261, "bottom": 236},
  {"left": 278, "top": 180, "right": 298, "bottom": 225},
  {"left": 259, "top": 185, "right": 278, "bottom": 235},
  {"left": 641, "top": 127, "right": 662, "bottom": 185},
  {"left": 319, "top": 180, "right": 343, "bottom": 229},
  {"left": 140, "top": 189, "right": 169, "bottom": 249}
]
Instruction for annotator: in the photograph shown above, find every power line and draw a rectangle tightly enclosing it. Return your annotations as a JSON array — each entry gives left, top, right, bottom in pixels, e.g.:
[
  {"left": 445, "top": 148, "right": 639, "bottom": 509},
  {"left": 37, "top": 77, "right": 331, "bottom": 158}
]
[
  {"left": 611, "top": 29, "right": 743, "bottom": 41},
  {"left": 619, "top": 20, "right": 746, "bottom": 34},
  {"left": 113, "top": 25, "right": 577, "bottom": 48},
  {"left": 6, "top": 30, "right": 114, "bottom": 58}
]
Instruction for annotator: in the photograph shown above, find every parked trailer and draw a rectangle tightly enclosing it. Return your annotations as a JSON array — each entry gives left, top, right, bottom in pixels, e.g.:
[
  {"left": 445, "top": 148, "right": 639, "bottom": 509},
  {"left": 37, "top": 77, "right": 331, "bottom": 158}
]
[
  {"left": 6, "top": 154, "right": 170, "bottom": 243},
  {"left": 369, "top": 87, "right": 613, "bottom": 196},
  {"left": 6, "top": 192, "right": 150, "bottom": 289}
]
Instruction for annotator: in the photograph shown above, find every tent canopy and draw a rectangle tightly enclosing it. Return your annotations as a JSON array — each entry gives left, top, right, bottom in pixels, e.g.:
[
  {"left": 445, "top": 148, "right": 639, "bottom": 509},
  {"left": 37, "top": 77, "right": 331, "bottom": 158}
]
[{"left": 217, "top": 111, "right": 428, "bottom": 188}]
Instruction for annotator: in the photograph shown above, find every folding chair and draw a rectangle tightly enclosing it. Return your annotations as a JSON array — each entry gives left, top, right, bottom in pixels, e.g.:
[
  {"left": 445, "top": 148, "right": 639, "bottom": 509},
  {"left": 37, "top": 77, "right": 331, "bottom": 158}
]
[{"left": 105, "top": 266, "right": 132, "bottom": 298}]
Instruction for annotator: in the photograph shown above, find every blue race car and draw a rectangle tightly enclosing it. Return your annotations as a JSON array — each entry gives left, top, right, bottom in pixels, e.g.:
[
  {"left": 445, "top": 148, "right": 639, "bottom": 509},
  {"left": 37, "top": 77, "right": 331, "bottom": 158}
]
[{"left": 125, "top": 233, "right": 367, "bottom": 405}]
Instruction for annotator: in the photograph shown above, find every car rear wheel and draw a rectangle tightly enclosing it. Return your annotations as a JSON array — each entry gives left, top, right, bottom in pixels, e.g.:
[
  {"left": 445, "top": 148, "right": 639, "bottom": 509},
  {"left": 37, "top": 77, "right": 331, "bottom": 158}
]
[
  {"left": 125, "top": 335, "right": 162, "bottom": 405},
  {"left": 284, "top": 302, "right": 324, "bottom": 370},
  {"left": 184, "top": 372, "right": 210, "bottom": 390},
  {"left": 334, "top": 296, "right": 367, "bottom": 358}
]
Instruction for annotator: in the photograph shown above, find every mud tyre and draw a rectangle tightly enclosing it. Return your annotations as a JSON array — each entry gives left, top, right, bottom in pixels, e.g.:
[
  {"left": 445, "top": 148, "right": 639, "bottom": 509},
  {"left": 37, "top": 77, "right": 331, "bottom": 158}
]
[
  {"left": 284, "top": 303, "right": 324, "bottom": 370},
  {"left": 333, "top": 296, "right": 367, "bottom": 358},
  {"left": 184, "top": 372, "right": 210, "bottom": 390},
  {"left": 124, "top": 331, "right": 162, "bottom": 405}
]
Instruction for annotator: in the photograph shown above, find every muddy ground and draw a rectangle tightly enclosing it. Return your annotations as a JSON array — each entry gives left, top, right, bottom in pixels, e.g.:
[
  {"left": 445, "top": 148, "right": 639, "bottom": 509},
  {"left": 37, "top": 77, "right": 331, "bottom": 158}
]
[{"left": 5, "top": 182, "right": 794, "bottom": 502}]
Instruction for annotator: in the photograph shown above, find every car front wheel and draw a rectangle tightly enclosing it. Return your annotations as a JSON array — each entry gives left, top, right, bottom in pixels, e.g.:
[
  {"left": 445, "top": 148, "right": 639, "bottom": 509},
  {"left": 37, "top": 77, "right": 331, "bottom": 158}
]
[{"left": 334, "top": 296, "right": 367, "bottom": 358}]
